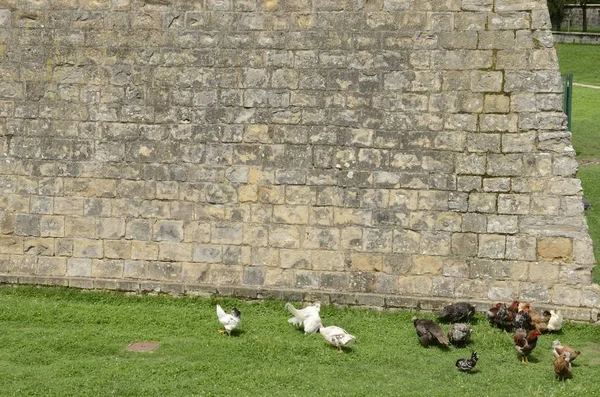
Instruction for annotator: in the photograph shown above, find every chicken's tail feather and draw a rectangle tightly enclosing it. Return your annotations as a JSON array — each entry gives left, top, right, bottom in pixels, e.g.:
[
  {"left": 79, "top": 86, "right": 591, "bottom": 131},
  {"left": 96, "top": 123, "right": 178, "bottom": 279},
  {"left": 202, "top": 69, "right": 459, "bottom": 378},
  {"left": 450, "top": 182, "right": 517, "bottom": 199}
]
[
  {"left": 285, "top": 302, "right": 298, "bottom": 316},
  {"left": 437, "top": 335, "right": 450, "bottom": 345}
]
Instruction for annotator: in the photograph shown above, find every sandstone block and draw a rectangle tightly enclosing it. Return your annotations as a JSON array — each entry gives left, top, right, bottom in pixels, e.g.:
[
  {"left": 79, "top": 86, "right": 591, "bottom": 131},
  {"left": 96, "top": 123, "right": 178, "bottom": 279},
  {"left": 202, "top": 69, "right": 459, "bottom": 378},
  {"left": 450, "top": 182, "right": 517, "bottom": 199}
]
[
  {"left": 349, "top": 253, "right": 382, "bottom": 272},
  {"left": 73, "top": 239, "right": 103, "bottom": 258},
  {"left": 15, "top": 214, "right": 40, "bottom": 237},
  {"left": 67, "top": 258, "right": 92, "bottom": 277},
  {"left": 92, "top": 259, "right": 124, "bottom": 278},
  {"left": 126, "top": 219, "right": 152, "bottom": 241},
  {"left": 131, "top": 241, "right": 159, "bottom": 261},
  {"left": 40, "top": 215, "right": 64, "bottom": 237},
  {"left": 552, "top": 284, "right": 581, "bottom": 307},
  {"left": 159, "top": 242, "right": 192, "bottom": 262},
  {"left": 312, "top": 250, "right": 345, "bottom": 271},
  {"left": 243, "top": 266, "right": 265, "bottom": 286},
  {"left": 478, "top": 234, "right": 505, "bottom": 259},
  {"left": 294, "top": 270, "right": 319, "bottom": 289},
  {"left": 148, "top": 261, "right": 182, "bottom": 282},
  {"left": 181, "top": 262, "right": 210, "bottom": 284},
  {"left": 211, "top": 222, "right": 243, "bottom": 245},
  {"left": 38, "top": 257, "right": 67, "bottom": 276},
  {"left": 98, "top": 237, "right": 128, "bottom": 259},
  {"left": 537, "top": 237, "right": 572, "bottom": 261},
  {"left": 321, "top": 272, "right": 349, "bottom": 291},
  {"left": 124, "top": 260, "right": 147, "bottom": 279}
]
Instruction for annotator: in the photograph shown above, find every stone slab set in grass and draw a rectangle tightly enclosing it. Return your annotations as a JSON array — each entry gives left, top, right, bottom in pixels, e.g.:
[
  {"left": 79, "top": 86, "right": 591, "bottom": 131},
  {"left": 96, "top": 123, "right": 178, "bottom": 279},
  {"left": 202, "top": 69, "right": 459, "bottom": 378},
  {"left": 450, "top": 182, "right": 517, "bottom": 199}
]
[{"left": 0, "top": 0, "right": 597, "bottom": 321}]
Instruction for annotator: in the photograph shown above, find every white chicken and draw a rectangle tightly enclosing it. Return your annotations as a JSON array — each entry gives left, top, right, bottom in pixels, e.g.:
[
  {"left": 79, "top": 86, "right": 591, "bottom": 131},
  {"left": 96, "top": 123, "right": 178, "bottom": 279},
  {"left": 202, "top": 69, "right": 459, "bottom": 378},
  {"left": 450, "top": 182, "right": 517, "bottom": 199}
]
[
  {"left": 318, "top": 323, "right": 356, "bottom": 353},
  {"left": 547, "top": 310, "right": 563, "bottom": 332},
  {"left": 285, "top": 302, "right": 321, "bottom": 334},
  {"left": 216, "top": 302, "right": 241, "bottom": 336}
]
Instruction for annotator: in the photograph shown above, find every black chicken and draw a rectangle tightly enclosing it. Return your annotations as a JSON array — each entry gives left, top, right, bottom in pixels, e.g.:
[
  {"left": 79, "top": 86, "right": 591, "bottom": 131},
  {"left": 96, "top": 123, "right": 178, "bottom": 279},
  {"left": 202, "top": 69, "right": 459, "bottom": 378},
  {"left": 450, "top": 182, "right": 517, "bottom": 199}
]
[
  {"left": 456, "top": 351, "right": 478, "bottom": 372},
  {"left": 413, "top": 317, "right": 449, "bottom": 347},
  {"left": 436, "top": 302, "right": 476, "bottom": 323}
]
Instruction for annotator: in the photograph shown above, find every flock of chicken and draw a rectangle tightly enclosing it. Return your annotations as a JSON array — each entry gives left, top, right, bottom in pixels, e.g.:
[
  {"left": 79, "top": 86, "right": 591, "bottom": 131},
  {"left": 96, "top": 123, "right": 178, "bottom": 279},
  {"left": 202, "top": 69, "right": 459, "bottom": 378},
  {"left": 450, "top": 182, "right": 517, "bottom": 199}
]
[
  {"left": 215, "top": 301, "right": 356, "bottom": 352},
  {"left": 415, "top": 300, "right": 579, "bottom": 380},
  {"left": 215, "top": 299, "right": 579, "bottom": 380}
]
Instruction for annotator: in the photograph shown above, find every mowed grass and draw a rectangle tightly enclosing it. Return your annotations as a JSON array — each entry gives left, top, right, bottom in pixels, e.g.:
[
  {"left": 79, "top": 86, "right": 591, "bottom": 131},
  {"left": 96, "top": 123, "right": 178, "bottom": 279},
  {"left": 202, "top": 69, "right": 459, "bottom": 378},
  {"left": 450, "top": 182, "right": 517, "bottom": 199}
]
[
  {"left": 1, "top": 286, "right": 600, "bottom": 397},
  {"left": 556, "top": 43, "right": 600, "bottom": 86}
]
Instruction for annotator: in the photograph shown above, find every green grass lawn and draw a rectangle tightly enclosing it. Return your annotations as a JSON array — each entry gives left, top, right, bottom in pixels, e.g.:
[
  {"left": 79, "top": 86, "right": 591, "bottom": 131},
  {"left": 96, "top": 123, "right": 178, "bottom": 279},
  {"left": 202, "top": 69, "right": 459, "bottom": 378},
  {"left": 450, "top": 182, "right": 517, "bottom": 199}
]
[
  {"left": 556, "top": 43, "right": 600, "bottom": 282},
  {"left": 1, "top": 286, "right": 600, "bottom": 396},
  {"left": 569, "top": 86, "right": 600, "bottom": 159},
  {"left": 556, "top": 43, "right": 600, "bottom": 86}
]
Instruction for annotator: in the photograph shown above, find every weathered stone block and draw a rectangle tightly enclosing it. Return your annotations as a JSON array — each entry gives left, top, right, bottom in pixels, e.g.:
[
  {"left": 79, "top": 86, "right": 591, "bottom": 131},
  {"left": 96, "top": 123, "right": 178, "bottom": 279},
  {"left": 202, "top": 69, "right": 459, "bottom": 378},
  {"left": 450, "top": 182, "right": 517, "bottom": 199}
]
[
  {"left": 552, "top": 284, "right": 581, "bottom": 307},
  {"left": 104, "top": 240, "right": 131, "bottom": 259},
  {"left": 37, "top": 257, "right": 67, "bottom": 276},
  {"left": 73, "top": 239, "right": 103, "bottom": 258},
  {"left": 131, "top": 241, "right": 159, "bottom": 261},
  {"left": 92, "top": 259, "right": 124, "bottom": 279},
  {"left": 40, "top": 215, "right": 64, "bottom": 237},
  {"left": 148, "top": 261, "right": 182, "bottom": 282},
  {"left": 348, "top": 253, "right": 382, "bottom": 272},
  {"left": 478, "top": 234, "right": 505, "bottom": 259},
  {"left": 67, "top": 258, "right": 92, "bottom": 277},
  {"left": 124, "top": 260, "right": 147, "bottom": 279},
  {"left": 15, "top": 214, "right": 40, "bottom": 236},
  {"left": 243, "top": 266, "right": 265, "bottom": 286},
  {"left": 312, "top": 250, "right": 345, "bottom": 271}
]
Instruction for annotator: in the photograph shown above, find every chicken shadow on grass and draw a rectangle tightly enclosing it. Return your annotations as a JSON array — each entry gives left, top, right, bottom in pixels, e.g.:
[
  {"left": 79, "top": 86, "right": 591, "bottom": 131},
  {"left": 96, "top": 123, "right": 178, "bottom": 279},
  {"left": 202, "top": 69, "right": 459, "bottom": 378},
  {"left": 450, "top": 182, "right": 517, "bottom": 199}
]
[{"left": 219, "top": 328, "right": 245, "bottom": 337}]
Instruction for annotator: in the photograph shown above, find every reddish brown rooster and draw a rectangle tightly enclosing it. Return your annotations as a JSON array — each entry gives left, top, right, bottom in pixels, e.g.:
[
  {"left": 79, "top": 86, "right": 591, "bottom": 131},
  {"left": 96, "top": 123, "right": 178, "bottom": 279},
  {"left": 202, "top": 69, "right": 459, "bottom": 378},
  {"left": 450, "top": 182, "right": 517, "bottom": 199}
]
[{"left": 514, "top": 328, "right": 541, "bottom": 363}]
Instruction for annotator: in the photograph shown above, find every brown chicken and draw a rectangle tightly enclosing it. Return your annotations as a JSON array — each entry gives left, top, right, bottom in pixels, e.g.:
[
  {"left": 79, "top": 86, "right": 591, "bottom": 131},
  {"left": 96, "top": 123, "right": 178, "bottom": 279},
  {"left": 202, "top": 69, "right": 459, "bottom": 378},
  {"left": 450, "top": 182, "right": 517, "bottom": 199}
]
[
  {"left": 519, "top": 302, "right": 550, "bottom": 331},
  {"left": 553, "top": 340, "right": 581, "bottom": 362},
  {"left": 413, "top": 317, "right": 449, "bottom": 347},
  {"left": 554, "top": 352, "right": 572, "bottom": 380},
  {"left": 514, "top": 328, "right": 541, "bottom": 363}
]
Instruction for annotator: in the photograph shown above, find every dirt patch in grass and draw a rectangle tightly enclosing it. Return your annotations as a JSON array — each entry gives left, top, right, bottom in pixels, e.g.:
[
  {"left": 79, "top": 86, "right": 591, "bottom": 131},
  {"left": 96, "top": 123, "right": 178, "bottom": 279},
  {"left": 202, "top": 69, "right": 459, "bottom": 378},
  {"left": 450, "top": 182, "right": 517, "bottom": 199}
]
[{"left": 126, "top": 341, "right": 160, "bottom": 352}]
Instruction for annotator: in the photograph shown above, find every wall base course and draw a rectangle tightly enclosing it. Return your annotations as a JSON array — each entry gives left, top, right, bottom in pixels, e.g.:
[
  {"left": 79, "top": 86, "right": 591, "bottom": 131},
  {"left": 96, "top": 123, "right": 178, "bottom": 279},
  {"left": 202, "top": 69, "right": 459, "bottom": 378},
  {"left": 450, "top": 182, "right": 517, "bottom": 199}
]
[{"left": 1, "top": 277, "right": 598, "bottom": 323}]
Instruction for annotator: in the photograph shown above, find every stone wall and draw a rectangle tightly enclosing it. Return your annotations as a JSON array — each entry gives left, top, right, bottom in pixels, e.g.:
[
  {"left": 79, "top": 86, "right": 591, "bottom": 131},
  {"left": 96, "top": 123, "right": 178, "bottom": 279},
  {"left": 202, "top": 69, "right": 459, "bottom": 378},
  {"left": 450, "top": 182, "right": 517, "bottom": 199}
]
[
  {"left": 562, "top": 5, "right": 600, "bottom": 30},
  {"left": 0, "top": 0, "right": 598, "bottom": 320},
  {"left": 553, "top": 31, "right": 600, "bottom": 44}
]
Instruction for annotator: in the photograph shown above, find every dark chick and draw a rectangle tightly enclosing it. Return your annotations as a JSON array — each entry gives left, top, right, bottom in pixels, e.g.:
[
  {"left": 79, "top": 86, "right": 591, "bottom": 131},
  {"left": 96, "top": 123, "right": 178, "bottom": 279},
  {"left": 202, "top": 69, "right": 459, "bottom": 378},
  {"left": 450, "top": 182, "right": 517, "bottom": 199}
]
[
  {"left": 512, "top": 310, "right": 534, "bottom": 331},
  {"left": 488, "top": 301, "right": 518, "bottom": 331},
  {"left": 448, "top": 323, "right": 472, "bottom": 347},
  {"left": 514, "top": 328, "right": 541, "bottom": 363},
  {"left": 456, "top": 351, "right": 478, "bottom": 372},
  {"left": 413, "top": 317, "right": 449, "bottom": 347},
  {"left": 487, "top": 303, "right": 511, "bottom": 331},
  {"left": 436, "top": 302, "right": 476, "bottom": 323}
]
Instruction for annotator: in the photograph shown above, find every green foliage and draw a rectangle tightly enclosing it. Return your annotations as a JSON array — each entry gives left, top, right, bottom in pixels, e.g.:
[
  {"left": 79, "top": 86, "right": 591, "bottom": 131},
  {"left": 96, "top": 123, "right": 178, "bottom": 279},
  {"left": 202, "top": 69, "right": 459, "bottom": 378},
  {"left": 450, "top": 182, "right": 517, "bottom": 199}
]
[
  {"left": 548, "top": 0, "right": 569, "bottom": 30},
  {"left": 1, "top": 286, "right": 600, "bottom": 396}
]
